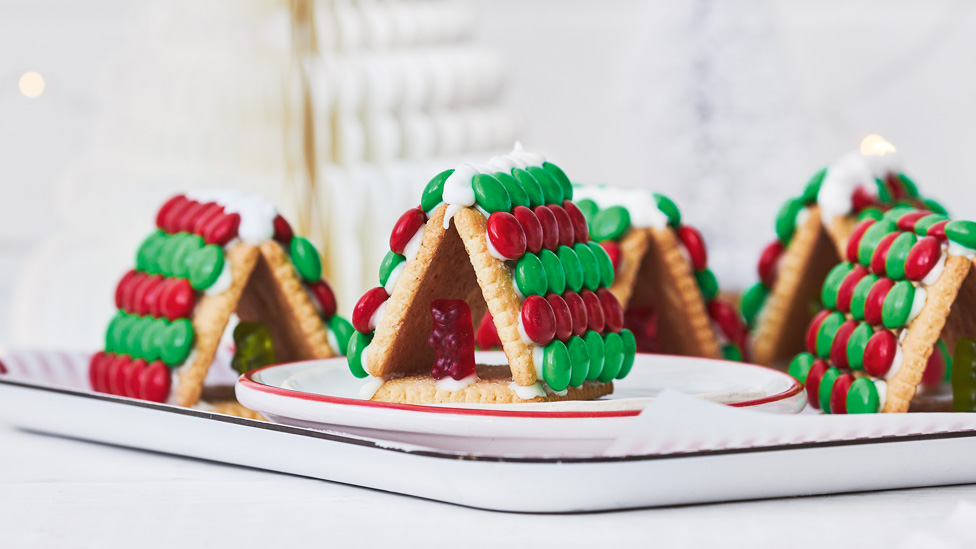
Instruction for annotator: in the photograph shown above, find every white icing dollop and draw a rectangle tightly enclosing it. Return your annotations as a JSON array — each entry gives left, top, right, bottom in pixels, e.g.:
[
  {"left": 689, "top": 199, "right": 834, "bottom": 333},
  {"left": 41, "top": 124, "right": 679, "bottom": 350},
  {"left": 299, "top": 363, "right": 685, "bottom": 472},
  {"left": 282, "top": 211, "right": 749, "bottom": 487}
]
[
  {"left": 508, "top": 381, "right": 546, "bottom": 400},
  {"left": 817, "top": 152, "right": 875, "bottom": 223},
  {"left": 948, "top": 241, "right": 976, "bottom": 260},
  {"left": 204, "top": 261, "right": 233, "bottom": 296},
  {"left": 907, "top": 287, "right": 927, "bottom": 324},
  {"left": 517, "top": 315, "right": 533, "bottom": 345},
  {"left": 875, "top": 380, "right": 888, "bottom": 412},
  {"left": 359, "top": 376, "right": 385, "bottom": 400},
  {"left": 486, "top": 231, "right": 510, "bottom": 261},
  {"left": 360, "top": 343, "right": 371, "bottom": 375},
  {"left": 532, "top": 345, "right": 545, "bottom": 379},
  {"left": 921, "top": 252, "right": 947, "bottom": 287},
  {"left": 383, "top": 261, "right": 405, "bottom": 294},
  {"left": 485, "top": 154, "right": 520, "bottom": 173},
  {"left": 403, "top": 223, "right": 426, "bottom": 262},
  {"left": 885, "top": 345, "right": 904, "bottom": 380},
  {"left": 572, "top": 185, "right": 668, "bottom": 229},
  {"left": 435, "top": 373, "right": 479, "bottom": 392},
  {"left": 544, "top": 384, "right": 568, "bottom": 397},
  {"left": 442, "top": 163, "right": 478, "bottom": 207},
  {"left": 443, "top": 203, "right": 465, "bottom": 230},
  {"left": 326, "top": 326, "right": 340, "bottom": 354},
  {"left": 795, "top": 206, "right": 810, "bottom": 229},
  {"left": 509, "top": 141, "right": 545, "bottom": 167},
  {"left": 224, "top": 194, "right": 278, "bottom": 245},
  {"left": 369, "top": 302, "right": 387, "bottom": 332}
]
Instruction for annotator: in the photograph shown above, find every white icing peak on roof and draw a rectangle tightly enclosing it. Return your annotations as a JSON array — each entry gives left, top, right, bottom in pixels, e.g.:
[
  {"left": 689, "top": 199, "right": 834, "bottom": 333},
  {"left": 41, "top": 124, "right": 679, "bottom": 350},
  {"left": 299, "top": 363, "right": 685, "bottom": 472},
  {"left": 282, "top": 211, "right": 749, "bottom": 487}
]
[
  {"left": 509, "top": 141, "right": 545, "bottom": 167},
  {"left": 185, "top": 190, "right": 278, "bottom": 245},
  {"left": 817, "top": 152, "right": 876, "bottom": 223},
  {"left": 573, "top": 185, "right": 668, "bottom": 229}
]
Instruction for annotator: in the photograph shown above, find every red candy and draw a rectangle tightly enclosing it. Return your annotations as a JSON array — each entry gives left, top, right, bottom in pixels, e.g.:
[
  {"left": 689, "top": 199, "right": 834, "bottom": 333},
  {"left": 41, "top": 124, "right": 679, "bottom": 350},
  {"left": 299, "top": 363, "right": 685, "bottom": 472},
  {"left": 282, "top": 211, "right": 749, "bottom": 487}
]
[
  {"left": 836, "top": 266, "right": 869, "bottom": 313},
  {"left": 115, "top": 270, "right": 141, "bottom": 310},
  {"left": 600, "top": 241, "right": 622, "bottom": 272},
  {"left": 390, "top": 208, "right": 427, "bottom": 255},
  {"left": 805, "top": 309, "right": 833, "bottom": 354},
  {"left": 884, "top": 173, "right": 906, "bottom": 200},
  {"left": 870, "top": 233, "right": 899, "bottom": 275},
  {"left": 191, "top": 203, "right": 224, "bottom": 235},
  {"left": 598, "top": 288, "right": 624, "bottom": 333},
  {"left": 563, "top": 291, "right": 588, "bottom": 338},
  {"left": 829, "top": 373, "right": 855, "bottom": 414},
  {"left": 846, "top": 219, "right": 875, "bottom": 263},
  {"left": 757, "top": 241, "right": 784, "bottom": 286},
  {"left": 549, "top": 205, "right": 575, "bottom": 248},
  {"left": 124, "top": 359, "right": 147, "bottom": 398},
  {"left": 159, "top": 278, "right": 196, "bottom": 321},
  {"left": 922, "top": 348, "right": 946, "bottom": 389},
  {"left": 428, "top": 299, "right": 477, "bottom": 381},
  {"left": 897, "top": 211, "right": 930, "bottom": 232},
  {"left": 486, "top": 211, "right": 527, "bottom": 260},
  {"left": 708, "top": 299, "right": 747, "bottom": 346},
  {"left": 140, "top": 361, "right": 172, "bottom": 403},
  {"left": 805, "top": 359, "right": 829, "bottom": 410},
  {"left": 928, "top": 220, "right": 949, "bottom": 242},
  {"left": 581, "top": 290, "right": 605, "bottom": 333},
  {"left": 89, "top": 352, "right": 110, "bottom": 393},
  {"left": 273, "top": 214, "right": 294, "bottom": 245},
  {"left": 905, "top": 236, "right": 941, "bottom": 281},
  {"left": 677, "top": 225, "right": 707, "bottom": 271},
  {"left": 562, "top": 200, "right": 590, "bottom": 243},
  {"left": 156, "top": 195, "right": 188, "bottom": 231},
  {"left": 851, "top": 186, "right": 877, "bottom": 212},
  {"left": 138, "top": 275, "right": 166, "bottom": 317},
  {"left": 308, "top": 280, "right": 338, "bottom": 318},
  {"left": 352, "top": 287, "right": 390, "bottom": 333},
  {"left": 533, "top": 206, "right": 560, "bottom": 251},
  {"left": 864, "top": 330, "right": 898, "bottom": 377},
  {"left": 107, "top": 354, "right": 131, "bottom": 396},
  {"left": 829, "top": 320, "right": 859, "bottom": 369},
  {"left": 864, "top": 278, "right": 895, "bottom": 325},
  {"left": 520, "top": 295, "right": 557, "bottom": 345},
  {"left": 475, "top": 311, "right": 502, "bottom": 349},
  {"left": 131, "top": 275, "right": 162, "bottom": 316},
  {"left": 513, "top": 206, "right": 543, "bottom": 254},
  {"left": 203, "top": 213, "right": 241, "bottom": 246},
  {"left": 174, "top": 200, "right": 207, "bottom": 233},
  {"left": 545, "top": 293, "right": 574, "bottom": 342}
]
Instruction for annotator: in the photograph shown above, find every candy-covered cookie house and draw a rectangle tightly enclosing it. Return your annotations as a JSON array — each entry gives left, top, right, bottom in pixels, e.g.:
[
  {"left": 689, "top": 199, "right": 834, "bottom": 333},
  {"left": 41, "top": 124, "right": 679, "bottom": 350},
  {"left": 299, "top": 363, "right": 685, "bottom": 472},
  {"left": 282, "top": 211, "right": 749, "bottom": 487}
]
[
  {"left": 89, "top": 192, "right": 351, "bottom": 417},
  {"left": 787, "top": 208, "right": 976, "bottom": 413},
  {"left": 741, "top": 141, "right": 946, "bottom": 367},
  {"left": 572, "top": 185, "right": 748, "bottom": 362},
  {"left": 346, "top": 145, "right": 636, "bottom": 404}
]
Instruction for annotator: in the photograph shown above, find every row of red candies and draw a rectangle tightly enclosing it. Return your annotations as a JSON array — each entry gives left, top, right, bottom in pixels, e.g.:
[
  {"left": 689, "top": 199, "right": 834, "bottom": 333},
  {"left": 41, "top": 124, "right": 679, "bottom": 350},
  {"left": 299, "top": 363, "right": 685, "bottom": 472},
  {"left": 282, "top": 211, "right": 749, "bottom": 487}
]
[
  {"left": 89, "top": 352, "right": 171, "bottom": 403},
  {"left": 520, "top": 289, "right": 624, "bottom": 345},
  {"left": 115, "top": 271, "right": 195, "bottom": 320},
  {"left": 156, "top": 195, "right": 295, "bottom": 245}
]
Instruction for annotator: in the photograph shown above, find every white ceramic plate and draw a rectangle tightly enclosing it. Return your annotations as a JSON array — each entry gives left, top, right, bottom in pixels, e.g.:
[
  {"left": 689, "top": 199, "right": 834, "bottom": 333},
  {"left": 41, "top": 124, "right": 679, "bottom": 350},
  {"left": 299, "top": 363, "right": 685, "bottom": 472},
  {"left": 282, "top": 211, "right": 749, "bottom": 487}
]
[{"left": 236, "top": 352, "right": 806, "bottom": 456}]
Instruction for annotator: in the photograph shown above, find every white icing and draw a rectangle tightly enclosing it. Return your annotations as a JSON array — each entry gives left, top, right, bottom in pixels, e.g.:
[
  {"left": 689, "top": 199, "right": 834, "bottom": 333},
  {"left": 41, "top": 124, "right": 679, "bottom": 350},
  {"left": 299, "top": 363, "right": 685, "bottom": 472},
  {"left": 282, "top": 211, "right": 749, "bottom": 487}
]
[
  {"left": 485, "top": 154, "right": 519, "bottom": 173},
  {"left": 517, "top": 315, "right": 533, "bottom": 345},
  {"left": 403, "top": 223, "right": 426, "bottom": 262},
  {"left": 442, "top": 163, "right": 478, "bottom": 207},
  {"left": 885, "top": 345, "right": 904, "bottom": 380},
  {"left": 443, "top": 203, "right": 465, "bottom": 229},
  {"left": 921, "top": 252, "right": 947, "bottom": 287},
  {"left": 182, "top": 191, "right": 278, "bottom": 245},
  {"left": 486, "top": 231, "right": 510, "bottom": 261},
  {"left": 875, "top": 380, "right": 888, "bottom": 412},
  {"left": 544, "top": 384, "right": 568, "bottom": 397},
  {"left": 508, "top": 381, "right": 546, "bottom": 400},
  {"left": 326, "top": 327, "right": 339, "bottom": 354},
  {"left": 906, "top": 287, "right": 927, "bottom": 324},
  {"left": 862, "top": 151, "right": 902, "bottom": 178},
  {"left": 817, "top": 152, "right": 875, "bottom": 223},
  {"left": 795, "top": 207, "right": 810, "bottom": 229},
  {"left": 948, "top": 241, "right": 976, "bottom": 260},
  {"left": 204, "top": 261, "right": 233, "bottom": 296},
  {"left": 435, "top": 373, "right": 479, "bottom": 392},
  {"left": 532, "top": 345, "right": 544, "bottom": 379},
  {"left": 383, "top": 261, "right": 405, "bottom": 294},
  {"left": 572, "top": 185, "right": 668, "bottom": 229},
  {"left": 898, "top": 328, "right": 908, "bottom": 343},
  {"left": 359, "top": 376, "right": 385, "bottom": 400},
  {"left": 369, "top": 302, "right": 387, "bottom": 332},
  {"left": 360, "top": 343, "right": 371, "bottom": 374},
  {"left": 509, "top": 141, "right": 545, "bottom": 167}
]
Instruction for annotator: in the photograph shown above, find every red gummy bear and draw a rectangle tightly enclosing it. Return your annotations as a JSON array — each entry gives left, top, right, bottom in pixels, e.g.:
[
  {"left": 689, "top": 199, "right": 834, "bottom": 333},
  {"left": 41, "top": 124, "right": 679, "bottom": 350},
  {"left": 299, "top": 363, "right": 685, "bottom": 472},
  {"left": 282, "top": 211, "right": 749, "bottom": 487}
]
[
  {"left": 428, "top": 299, "right": 477, "bottom": 381},
  {"left": 624, "top": 306, "right": 659, "bottom": 353}
]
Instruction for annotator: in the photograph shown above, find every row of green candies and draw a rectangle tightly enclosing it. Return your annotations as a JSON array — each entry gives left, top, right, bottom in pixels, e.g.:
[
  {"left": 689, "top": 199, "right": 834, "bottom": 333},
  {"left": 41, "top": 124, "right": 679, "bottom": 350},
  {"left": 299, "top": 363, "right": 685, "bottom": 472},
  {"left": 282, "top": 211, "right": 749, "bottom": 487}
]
[
  {"left": 420, "top": 163, "right": 575, "bottom": 217},
  {"left": 538, "top": 329, "right": 637, "bottom": 391},
  {"left": 514, "top": 242, "right": 615, "bottom": 297},
  {"left": 104, "top": 312, "right": 194, "bottom": 367},
  {"left": 789, "top": 354, "right": 882, "bottom": 413}
]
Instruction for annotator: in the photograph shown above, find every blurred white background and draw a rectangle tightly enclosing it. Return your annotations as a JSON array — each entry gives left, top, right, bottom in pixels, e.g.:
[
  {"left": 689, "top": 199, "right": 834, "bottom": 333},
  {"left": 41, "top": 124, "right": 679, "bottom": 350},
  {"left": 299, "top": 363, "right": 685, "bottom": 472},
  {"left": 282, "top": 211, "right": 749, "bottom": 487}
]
[{"left": 2, "top": 0, "right": 976, "bottom": 350}]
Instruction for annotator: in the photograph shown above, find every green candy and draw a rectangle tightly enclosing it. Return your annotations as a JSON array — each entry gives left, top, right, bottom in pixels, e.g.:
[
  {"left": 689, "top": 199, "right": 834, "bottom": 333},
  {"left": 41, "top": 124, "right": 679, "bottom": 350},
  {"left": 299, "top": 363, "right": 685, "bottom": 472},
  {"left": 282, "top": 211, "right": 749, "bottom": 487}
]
[
  {"left": 695, "top": 268, "right": 719, "bottom": 301},
  {"left": 923, "top": 198, "right": 948, "bottom": 216},
  {"left": 850, "top": 274, "right": 879, "bottom": 321},
  {"left": 858, "top": 218, "right": 897, "bottom": 266},
  {"left": 589, "top": 241, "right": 615, "bottom": 287},
  {"left": 821, "top": 263, "right": 854, "bottom": 310},
  {"left": 472, "top": 174, "right": 512, "bottom": 213},
  {"left": 591, "top": 206, "right": 631, "bottom": 242},
  {"left": 599, "top": 332, "right": 624, "bottom": 382},
  {"left": 653, "top": 193, "right": 681, "bottom": 227},
  {"left": 346, "top": 332, "right": 372, "bottom": 378},
  {"left": 557, "top": 245, "right": 584, "bottom": 293},
  {"left": 846, "top": 378, "right": 880, "bottom": 414},
  {"left": 788, "top": 352, "right": 815, "bottom": 382},
  {"left": 858, "top": 207, "right": 884, "bottom": 222},
  {"left": 421, "top": 169, "right": 453, "bottom": 213},
  {"left": 515, "top": 253, "right": 548, "bottom": 297},
  {"left": 231, "top": 322, "right": 276, "bottom": 375},
  {"left": 378, "top": 251, "right": 405, "bottom": 288},
  {"left": 740, "top": 282, "right": 769, "bottom": 327},
  {"left": 885, "top": 232, "right": 917, "bottom": 280},
  {"left": 290, "top": 236, "right": 322, "bottom": 282},
  {"left": 187, "top": 245, "right": 225, "bottom": 290},
  {"left": 543, "top": 162, "right": 573, "bottom": 201},
  {"left": 328, "top": 315, "right": 355, "bottom": 356},
  {"left": 156, "top": 235, "right": 183, "bottom": 277},
  {"left": 818, "top": 367, "right": 841, "bottom": 414},
  {"left": 136, "top": 231, "right": 167, "bottom": 274},
  {"left": 815, "top": 311, "right": 845, "bottom": 359},
  {"left": 492, "top": 172, "right": 529, "bottom": 209},
  {"left": 881, "top": 280, "right": 916, "bottom": 329},
  {"left": 171, "top": 234, "right": 204, "bottom": 278},
  {"left": 576, "top": 198, "right": 599, "bottom": 222},
  {"left": 801, "top": 168, "right": 827, "bottom": 204},
  {"left": 539, "top": 249, "right": 566, "bottom": 294},
  {"left": 566, "top": 336, "right": 590, "bottom": 388},
  {"left": 722, "top": 344, "right": 743, "bottom": 362},
  {"left": 574, "top": 243, "right": 601, "bottom": 291},
  {"left": 846, "top": 323, "right": 873, "bottom": 370},
  {"left": 511, "top": 169, "right": 545, "bottom": 208},
  {"left": 945, "top": 220, "right": 976, "bottom": 250},
  {"left": 125, "top": 316, "right": 153, "bottom": 359},
  {"left": 881, "top": 206, "right": 917, "bottom": 223},
  {"left": 618, "top": 329, "right": 636, "bottom": 378},
  {"left": 775, "top": 198, "right": 804, "bottom": 243},
  {"left": 139, "top": 319, "right": 167, "bottom": 363},
  {"left": 874, "top": 178, "right": 892, "bottom": 203},
  {"left": 584, "top": 330, "right": 605, "bottom": 381},
  {"left": 105, "top": 312, "right": 130, "bottom": 353},
  {"left": 898, "top": 173, "right": 919, "bottom": 198},
  {"left": 527, "top": 166, "right": 563, "bottom": 205},
  {"left": 543, "top": 340, "right": 572, "bottom": 391},
  {"left": 160, "top": 318, "right": 194, "bottom": 366},
  {"left": 914, "top": 214, "right": 948, "bottom": 237}
]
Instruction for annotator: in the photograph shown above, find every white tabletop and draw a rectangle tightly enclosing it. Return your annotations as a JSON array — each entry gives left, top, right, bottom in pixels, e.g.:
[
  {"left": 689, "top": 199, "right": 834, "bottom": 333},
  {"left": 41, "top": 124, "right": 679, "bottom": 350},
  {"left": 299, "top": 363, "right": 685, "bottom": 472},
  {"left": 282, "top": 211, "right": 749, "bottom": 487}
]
[{"left": 2, "top": 420, "right": 975, "bottom": 549}]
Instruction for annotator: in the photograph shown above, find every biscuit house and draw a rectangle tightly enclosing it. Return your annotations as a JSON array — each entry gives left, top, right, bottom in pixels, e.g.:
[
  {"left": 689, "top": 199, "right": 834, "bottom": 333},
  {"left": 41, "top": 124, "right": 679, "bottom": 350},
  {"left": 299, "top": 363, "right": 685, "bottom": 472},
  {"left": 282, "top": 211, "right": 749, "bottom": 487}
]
[
  {"left": 346, "top": 145, "right": 637, "bottom": 404},
  {"left": 571, "top": 185, "right": 748, "bottom": 362},
  {"left": 787, "top": 210, "right": 976, "bottom": 414},
  {"left": 89, "top": 191, "right": 351, "bottom": 418},
  {"left": 741, "top": 140, "right": 947, "bottom": 368}
]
